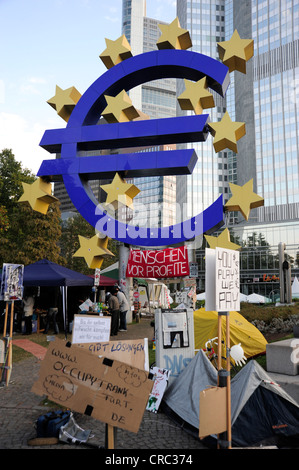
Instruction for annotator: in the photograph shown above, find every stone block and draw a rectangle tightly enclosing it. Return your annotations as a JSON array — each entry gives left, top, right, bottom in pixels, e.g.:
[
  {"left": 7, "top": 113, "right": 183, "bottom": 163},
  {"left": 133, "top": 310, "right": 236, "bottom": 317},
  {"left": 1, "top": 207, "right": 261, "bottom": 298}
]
[{"left": 266, "top": 338, "right": 299, "bottom": 376}]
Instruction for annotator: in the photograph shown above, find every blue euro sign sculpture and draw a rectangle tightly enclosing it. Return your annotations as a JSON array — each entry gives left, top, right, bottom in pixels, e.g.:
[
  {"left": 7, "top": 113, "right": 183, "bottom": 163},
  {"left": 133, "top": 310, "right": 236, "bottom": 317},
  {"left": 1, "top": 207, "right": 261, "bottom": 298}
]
[{"left": 38, "top": 49, "right": 230, "bottom": 247}]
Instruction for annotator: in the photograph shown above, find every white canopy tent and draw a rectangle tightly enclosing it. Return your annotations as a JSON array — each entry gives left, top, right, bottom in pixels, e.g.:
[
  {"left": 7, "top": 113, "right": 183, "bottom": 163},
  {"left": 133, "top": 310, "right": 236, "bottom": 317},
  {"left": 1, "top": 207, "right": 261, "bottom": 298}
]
[
  {"left": 247, "top": 293, "right": 270, "bottom": 304},
  {"left": 292, "top": 277, "right": 299, "bottom": 298}
]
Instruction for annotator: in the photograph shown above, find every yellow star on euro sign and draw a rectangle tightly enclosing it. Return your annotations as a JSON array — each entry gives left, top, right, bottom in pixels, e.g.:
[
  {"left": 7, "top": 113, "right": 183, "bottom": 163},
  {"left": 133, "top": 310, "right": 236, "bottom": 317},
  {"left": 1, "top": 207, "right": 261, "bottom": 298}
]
[
  {"left": 217, "top": 29, "right": 254, "bottom": 74},
  {"left": 47, "top": 85, "right": 81, "bottom": 122},
  {"left": 100, "top": 173, "right": 140, "bottom": 210},
  {"left": 205, "top": 228, "right": 241, "bottom": 251},
  {"left": 102, "top": 90, "right": 140, "bottom": 123},
  {"left": 208, "top": 111, "right": 246, "bottom": 153},
  {"left": 225, "top": 179, "right": 264, "bottom": 221},
  {"left": 73, "top": 235, "right": 114, "bottom": 269},
  {"left": 18, "top": 178, "right": 58, "bottom": 215},
  {"left": 157, "top": 17, "right": 192, "bottom": 50},
  {"left": 99, "top": 35, "right": 132, "bottom": 69},
  {"left": 178, "top": 77, "right": 215, "bottom": 114}
]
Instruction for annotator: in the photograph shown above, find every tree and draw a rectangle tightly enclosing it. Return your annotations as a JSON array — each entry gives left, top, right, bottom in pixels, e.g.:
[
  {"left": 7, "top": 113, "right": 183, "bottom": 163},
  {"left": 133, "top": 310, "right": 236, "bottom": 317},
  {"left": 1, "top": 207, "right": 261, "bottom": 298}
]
[
  {"left": 0, "top": 148, "right": 34, "bottom": 216},
  {"left": 0, "top": 148, "right": 64, "bottom": 266},
  {"left": 0, "top": 205, "right": 9, "bottom": 233},
  {"left": 60, "top": 213, "right": 118, "bottom": 274},
  {"left": 0, "top": 201, "right": 64, "bottom": 266}
]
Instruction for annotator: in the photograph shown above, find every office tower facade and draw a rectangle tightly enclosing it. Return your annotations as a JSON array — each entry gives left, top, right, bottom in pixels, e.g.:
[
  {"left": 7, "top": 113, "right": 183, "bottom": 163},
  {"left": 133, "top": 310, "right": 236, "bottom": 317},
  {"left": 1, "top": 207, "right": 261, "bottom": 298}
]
[
  {"left": 177, "top": 0, "right": 299, "bottom": 295},
  {"left": 176, "top": 0, "right": 231, "bottom": 226},
  {"left": 121, "top": 0, "right": 177, "bottom": 230}
]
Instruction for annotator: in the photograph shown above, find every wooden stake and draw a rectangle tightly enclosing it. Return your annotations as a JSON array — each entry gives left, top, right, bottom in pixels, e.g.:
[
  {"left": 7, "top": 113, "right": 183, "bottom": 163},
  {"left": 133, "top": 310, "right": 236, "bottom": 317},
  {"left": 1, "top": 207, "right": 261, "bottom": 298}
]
[
  {"left": 217, "top": 313, "right": 222, "bottom": 448},
  {"left": 6, "top": 301, "right": 14, "bottom": 385},
  {"left": 106, "top": 424, "right": 115, "bottom": 449},
  {"left": 217, "top": 313, "right": 222, "bottom": 376},
  {"left": 3, "top": 302, "right": 9, "bottom": 336},
  {"left": 226, "top": 312, "right": 232, "bottom": 449}
]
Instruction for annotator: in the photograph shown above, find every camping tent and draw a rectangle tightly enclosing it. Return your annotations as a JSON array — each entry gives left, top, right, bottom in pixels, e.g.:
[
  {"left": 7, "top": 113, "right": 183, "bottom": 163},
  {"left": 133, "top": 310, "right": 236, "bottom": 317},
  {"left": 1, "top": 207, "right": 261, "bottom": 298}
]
[
  {"left": 193, "top": 309, "right": 267, "bottom": 359},
  {"left": 23, "top": 259, "right": 94, "bottom": 336},
  {"left": 161, "top": 350, "right": 299, "bottom": 448},
  {"left": 292, "top": 277, "right": 299, "bottom": 298}
]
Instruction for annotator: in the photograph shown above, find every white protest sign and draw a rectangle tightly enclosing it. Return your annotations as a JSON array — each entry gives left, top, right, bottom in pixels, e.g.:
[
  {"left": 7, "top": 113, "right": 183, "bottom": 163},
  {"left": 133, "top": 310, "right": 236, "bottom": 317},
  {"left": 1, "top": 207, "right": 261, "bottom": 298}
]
[
  {"left": 72, "top": 315, "right": 111, "bottom": 344},
  {"left": 205, "top": 247, "right": 240, "bottom": 312},
  {"left": 215, "top": 247, "right": 240, "bottom": 312},
  {"left": 205, "top": 248, "right": 216, "bottom": 312},
  {"left": 94, "top": 268, "right": 101, "bottom": 286}
]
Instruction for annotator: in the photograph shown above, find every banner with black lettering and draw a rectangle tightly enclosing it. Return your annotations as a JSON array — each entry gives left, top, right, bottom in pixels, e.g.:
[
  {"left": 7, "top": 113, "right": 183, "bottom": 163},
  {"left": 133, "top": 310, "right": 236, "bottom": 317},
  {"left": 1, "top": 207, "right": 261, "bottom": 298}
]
[{"left": 126, "top": 246, "right": 190, "bottom": 278}]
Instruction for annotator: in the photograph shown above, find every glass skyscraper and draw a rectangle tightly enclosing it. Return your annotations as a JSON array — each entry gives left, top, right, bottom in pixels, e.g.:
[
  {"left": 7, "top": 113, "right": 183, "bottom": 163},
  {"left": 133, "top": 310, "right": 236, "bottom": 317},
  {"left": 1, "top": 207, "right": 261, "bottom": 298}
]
[
  {"left": 177, "top": 0, "right": 299, "bottom": 295},
  {"left": 121, "top": 0, "right": 177, "bottom": 230}
]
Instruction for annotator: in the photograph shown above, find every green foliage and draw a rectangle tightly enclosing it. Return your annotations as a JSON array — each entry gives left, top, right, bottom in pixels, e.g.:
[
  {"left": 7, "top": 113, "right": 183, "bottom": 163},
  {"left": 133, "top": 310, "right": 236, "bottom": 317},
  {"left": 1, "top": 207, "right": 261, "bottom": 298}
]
[
  {"left": 0, "top": 148, "right": 35, "bottom": 215},
  {"left": 0, "top": 148, "right": 64, "bottom": 266},
  {"left": 240, "top": 300, "right": 299, "bottom": 324}
]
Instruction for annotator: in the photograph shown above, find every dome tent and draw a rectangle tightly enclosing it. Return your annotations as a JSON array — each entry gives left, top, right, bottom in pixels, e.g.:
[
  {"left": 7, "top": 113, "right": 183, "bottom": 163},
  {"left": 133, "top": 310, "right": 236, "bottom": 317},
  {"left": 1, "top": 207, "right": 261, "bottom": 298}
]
[
  {"left": 161, "top": 350, "right": 299, "bottom": 448},
  {"left": 193, "top": 309, "right": 267, "bottom": 360}
]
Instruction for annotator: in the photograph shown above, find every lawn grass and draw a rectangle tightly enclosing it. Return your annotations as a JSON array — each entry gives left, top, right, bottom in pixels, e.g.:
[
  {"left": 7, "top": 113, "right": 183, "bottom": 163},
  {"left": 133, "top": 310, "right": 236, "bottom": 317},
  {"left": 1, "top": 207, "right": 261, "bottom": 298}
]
[{"left": 7, "top": 301, "right": 299, "bottom": 368}]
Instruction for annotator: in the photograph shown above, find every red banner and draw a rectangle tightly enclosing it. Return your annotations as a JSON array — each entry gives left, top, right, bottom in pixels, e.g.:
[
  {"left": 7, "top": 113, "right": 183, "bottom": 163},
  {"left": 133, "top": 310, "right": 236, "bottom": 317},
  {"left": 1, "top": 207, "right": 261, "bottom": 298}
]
[{"left": 126, "top": 246, "right": 190, "bottom": 278}]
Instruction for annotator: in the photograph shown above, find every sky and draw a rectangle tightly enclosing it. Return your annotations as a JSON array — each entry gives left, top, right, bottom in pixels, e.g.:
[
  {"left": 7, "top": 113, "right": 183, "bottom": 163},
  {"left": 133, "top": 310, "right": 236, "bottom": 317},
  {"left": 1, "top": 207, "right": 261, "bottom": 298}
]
[{"left": 0, "top": 0, "right": 176, "bottom": 174}]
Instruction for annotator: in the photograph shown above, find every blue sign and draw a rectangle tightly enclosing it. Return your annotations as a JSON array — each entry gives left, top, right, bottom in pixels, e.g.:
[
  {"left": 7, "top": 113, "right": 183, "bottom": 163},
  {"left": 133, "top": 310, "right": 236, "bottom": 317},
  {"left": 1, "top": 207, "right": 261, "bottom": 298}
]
[{"left": 38, "top": 49, "right": 230, "bottom": 247}]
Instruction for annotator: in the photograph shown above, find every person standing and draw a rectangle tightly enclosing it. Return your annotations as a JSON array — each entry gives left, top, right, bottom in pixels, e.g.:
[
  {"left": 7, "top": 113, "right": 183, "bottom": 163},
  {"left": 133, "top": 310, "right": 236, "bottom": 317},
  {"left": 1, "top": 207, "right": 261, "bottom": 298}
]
[
  {"left": 44, "top": 287, "right": 60, "bottom": 334},
  {"left": 23, "top": 291, "right": 35, "bottom": 335},
  {"left": 108, "top": 287, "right": 120, "bottom": 336},
  {"left": 116, "top": 286, "right": 129, "bottom": 332}
]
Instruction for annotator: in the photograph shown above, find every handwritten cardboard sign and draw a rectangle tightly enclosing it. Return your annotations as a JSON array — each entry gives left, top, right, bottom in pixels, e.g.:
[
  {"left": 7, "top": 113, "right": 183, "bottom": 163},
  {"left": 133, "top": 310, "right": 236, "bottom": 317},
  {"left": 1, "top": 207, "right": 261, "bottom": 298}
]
[
  {"left": 215, "top": 247, "right": 240, "bottom": 312},
  {"left": 76, "top": 338, "right": 148, "bottom": 371},
  {"left": 72, "top": 315, "right": 111, "bottom": 344},
  {"left": 31, "top": 338, "right": 153, "bottom": 433},
  {"left": 205, "top": 247, "right": 240, "bottom": 312}
]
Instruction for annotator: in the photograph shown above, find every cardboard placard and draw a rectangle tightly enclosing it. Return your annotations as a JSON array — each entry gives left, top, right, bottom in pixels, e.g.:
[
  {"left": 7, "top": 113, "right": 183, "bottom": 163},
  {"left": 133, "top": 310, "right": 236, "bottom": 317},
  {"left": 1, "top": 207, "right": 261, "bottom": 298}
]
[
  {"left": 146, "top": 367, "right": 170, "bottom": 413},
  {"left": 199, "top": 387, "right": 227, "bottom": 438},
  {"left": 72, "top": 315, "right": 111, "bottom": 344},
  {"left": 31, "top": 339, "right": 153, "bottom": 433},
  {"left": 76, "top": 338, "right": 148, "bottom": 371},
  {"left": 205, "top": 247, "right": 240, "bottom": 312}
]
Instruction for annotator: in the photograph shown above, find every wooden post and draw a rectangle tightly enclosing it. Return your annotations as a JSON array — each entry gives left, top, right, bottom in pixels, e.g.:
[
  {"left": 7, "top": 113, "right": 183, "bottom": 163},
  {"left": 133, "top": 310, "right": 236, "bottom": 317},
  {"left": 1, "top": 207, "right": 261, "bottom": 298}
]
[
  {"left": 226, "top": 312, "right": 232, "bottom": 449},
  {"left": 217, "top": 313, "right": 222, "bottom": 375},
  {"left": 105, "top": 424, "right": 117, "bottom": 449},
  {"left": 216, "top": 312, "right": 224, "bottom": 448},
  {"left": 217, "top": 312, "right": 232, "bottom": 449},
  {"left": 3, "top": 302, "right": 9, "bottom": 336},
  {"left": 1, "top": 301, "right": 13, "bottom": 386},
  {"left": 6, "top": 301, "right": 14, "bottom": 385}
]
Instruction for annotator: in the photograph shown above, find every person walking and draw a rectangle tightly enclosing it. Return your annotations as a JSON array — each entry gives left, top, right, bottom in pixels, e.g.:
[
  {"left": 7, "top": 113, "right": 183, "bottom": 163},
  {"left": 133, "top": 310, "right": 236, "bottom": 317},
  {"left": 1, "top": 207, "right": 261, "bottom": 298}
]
[
  {"left": 108, "top": 287, "right": 120, "bottom": 336},
  {"left": 116, "top": 286, "right": 129, "bottom": 331}
]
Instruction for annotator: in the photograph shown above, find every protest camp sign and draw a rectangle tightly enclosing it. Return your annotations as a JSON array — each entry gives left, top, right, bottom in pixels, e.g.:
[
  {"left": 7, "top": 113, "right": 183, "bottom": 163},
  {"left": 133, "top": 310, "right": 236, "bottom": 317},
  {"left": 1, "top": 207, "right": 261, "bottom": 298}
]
[
  {"left": 0, "top": 263, "right": 24, "bottom": 301},
  {"left": 31, "top": 338, "right": 153, "bottom": 433},
  {"left": 126, "top": 246, "right": 190, "bottom": 278},
  {"left": 71, "top": 315, "right": 111, "bottom": 344},
  {"left": 199, "top": 387, "right": 227, "bottom": 438},
  {"left": 205, "top": 247, "right": 240, "bottom": 312},
  {"left": 76, "top": 338, "right": 149, "bottom": 371}
]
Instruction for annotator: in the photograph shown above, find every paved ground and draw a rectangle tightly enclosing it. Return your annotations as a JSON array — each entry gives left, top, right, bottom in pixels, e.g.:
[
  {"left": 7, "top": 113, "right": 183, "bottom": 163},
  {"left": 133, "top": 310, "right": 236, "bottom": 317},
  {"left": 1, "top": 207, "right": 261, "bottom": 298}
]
[{"left": 0, "top": 317, "right": 208, "bottom": 452}]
